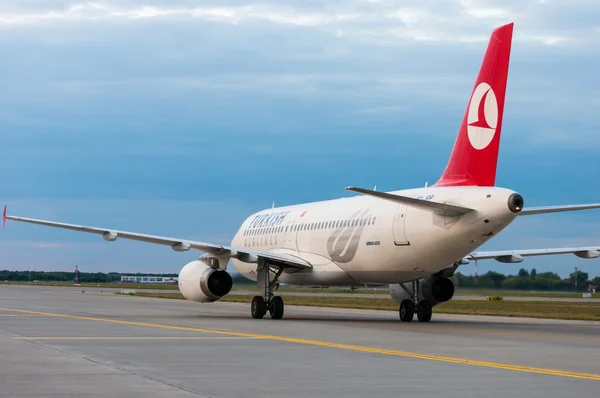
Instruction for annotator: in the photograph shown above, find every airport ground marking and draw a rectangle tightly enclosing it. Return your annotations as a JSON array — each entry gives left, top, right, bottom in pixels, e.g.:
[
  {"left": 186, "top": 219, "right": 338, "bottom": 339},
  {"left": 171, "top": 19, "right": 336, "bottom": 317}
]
[
  {"left": 13, "top": 336, "right": 257, "bottom": 340},
  {"left": 1, "top": 307, "right": 599, "bottom": 382}
]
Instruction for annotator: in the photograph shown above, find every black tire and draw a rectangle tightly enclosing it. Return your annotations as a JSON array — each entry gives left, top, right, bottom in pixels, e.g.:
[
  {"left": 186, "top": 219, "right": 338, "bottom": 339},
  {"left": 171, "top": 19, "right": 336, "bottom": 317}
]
[
  {"left": 399, "top": 299, "right": 415, "bottom": 322},
  {"left": 251, "top": 296, "right": 266, "bottom": 319},
  {"left": 270, "top": 296, "right": 284, "bottom": 320},
  {"left": 417, "top": 300, "right": 433, "bottom": 322}
]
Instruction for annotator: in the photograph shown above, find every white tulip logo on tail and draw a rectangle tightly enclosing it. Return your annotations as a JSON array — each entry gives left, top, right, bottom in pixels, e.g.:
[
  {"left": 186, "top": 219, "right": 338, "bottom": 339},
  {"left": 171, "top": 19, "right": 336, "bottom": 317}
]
[{"left": 467, "top": 82, "right": 498, "bottom": 150}]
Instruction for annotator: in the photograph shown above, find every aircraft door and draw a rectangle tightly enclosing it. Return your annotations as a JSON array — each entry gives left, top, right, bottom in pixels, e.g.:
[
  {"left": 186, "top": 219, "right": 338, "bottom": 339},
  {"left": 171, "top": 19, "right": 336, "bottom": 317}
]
[{"left": 393, "top": 205, "right": 409, "bottom": 246}]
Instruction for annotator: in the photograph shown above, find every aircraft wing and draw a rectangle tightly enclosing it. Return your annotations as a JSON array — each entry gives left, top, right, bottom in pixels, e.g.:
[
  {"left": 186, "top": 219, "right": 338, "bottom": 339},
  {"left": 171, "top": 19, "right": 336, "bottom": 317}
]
[
  {"left": 3, "top": 208, "right": 311, "bottom": 270},
  {"left": 519, "top": 203, "right": 600, "bottom": 215},
  {"left": 467, "top": 247, "right": 600, "bottom": 263}
]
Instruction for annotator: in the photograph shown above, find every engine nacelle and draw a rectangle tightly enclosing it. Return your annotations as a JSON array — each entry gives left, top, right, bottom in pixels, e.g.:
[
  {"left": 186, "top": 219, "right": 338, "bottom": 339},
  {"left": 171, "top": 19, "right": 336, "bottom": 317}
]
[
  {"left": 178, "top": 259, "right": 233, "bottom": 303},
  {"left": 421, "top": 275, "right": 455, "bottom": 304},
  {"left": 389, "top": 275, "right": 455, "bottom": 306}
]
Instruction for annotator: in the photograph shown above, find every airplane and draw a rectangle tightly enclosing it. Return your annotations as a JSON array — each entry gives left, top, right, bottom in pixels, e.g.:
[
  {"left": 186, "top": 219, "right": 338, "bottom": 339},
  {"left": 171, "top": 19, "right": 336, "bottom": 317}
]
[{"left": 4, "top": 22, "right": 600, "bottom": 322}]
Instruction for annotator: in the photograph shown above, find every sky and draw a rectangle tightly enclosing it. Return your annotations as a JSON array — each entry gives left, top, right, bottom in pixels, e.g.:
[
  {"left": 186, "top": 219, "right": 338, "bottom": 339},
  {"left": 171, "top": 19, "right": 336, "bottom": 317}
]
[{"left": 1, "top": 0, "right": 600, "bottom": 279}]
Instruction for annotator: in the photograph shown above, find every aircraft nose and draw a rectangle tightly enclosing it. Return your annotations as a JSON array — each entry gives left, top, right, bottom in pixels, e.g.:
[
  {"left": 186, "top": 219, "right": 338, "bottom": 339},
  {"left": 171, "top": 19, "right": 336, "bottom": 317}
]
[{"left": 508, "top": 193, "right": 524, "bottom": 213}]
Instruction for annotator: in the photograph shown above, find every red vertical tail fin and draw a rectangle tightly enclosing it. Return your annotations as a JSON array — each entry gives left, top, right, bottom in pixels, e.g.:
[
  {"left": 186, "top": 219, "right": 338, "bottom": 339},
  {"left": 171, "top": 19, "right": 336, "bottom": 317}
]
[{"left": 435, "top": 23, "right": 514, "bottom": 187}]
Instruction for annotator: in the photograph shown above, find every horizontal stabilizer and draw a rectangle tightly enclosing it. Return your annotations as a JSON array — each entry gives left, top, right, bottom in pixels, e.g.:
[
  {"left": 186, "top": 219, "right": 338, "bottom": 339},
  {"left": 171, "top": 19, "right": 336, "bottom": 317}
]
[
  {"left": 519, "top": 203, "right": 600, "bottom": 216},
  {"left": 345, "top": 187, "right": 475, "bottom": 216}
]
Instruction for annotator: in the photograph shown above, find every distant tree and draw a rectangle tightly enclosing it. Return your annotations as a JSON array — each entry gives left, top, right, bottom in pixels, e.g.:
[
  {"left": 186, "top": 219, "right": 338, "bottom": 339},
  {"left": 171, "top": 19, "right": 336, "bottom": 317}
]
[
  {"left": 530, "top": 268, "right": 537, "bottom": 279},
  {"left": 484, "top": 271, "right": 506, "bottom": 288},
  {"left": 453, "top": 272, "right": 474, "bottom": 288},
  {"left": 536, "top": 272, "right": 561, "bottom": 281},
  {"left": 502, "top": 276, "right": 533, "bottom": 290},
  {"left": 518, "top": 268, "right": 529, "bottom": 278},
  {"left": 569, "top": 270, "right": 589, "bottom": 290}
]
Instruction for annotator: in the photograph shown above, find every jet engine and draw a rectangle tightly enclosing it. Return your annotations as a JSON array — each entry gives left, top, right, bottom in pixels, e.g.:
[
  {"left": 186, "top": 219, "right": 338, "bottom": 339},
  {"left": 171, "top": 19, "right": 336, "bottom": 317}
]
[
  {"left": 389, "top": 275, "right": 455, "bottom": 306},
  {"left": 178, "top": 258, "right": 233, "bottom": 303}
]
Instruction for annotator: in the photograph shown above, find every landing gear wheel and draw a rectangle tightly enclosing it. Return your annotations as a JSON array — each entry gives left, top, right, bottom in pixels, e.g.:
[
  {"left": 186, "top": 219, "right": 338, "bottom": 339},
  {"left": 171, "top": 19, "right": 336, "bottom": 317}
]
[
  {"left": 251, "top": 296, "right": 266, "bottom": 319},
  {"left": 417, "top": 300, "right": 433, "bottom": 322},
  {"left": 399, "top": 299, "right": 415, "bottom": 322},
  {"left": 270, "top": 296, "right": 284, "bottom": 320}
]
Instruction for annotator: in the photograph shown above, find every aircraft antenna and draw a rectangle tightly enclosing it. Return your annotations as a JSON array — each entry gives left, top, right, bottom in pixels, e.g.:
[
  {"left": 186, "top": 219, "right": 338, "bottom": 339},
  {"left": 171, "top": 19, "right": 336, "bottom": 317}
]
[
  {"left": 272, "top": 201, "right": 275, "bottom": 209},
  {"left": 425, "top": 181, "right": 428, "bottom": 187}
]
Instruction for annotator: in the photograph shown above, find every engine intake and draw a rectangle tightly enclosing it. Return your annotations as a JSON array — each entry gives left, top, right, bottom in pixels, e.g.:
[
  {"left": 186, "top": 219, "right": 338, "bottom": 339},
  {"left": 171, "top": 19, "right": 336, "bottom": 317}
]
[{"left": 178, "top": 259, "right": 233, "bottom": 303}]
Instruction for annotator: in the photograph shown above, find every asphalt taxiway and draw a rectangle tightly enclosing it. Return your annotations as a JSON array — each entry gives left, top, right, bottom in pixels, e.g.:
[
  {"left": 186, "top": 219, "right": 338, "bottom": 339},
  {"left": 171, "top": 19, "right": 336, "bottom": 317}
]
[{"left": 1, "top": 285, "right": 599, "bottom": 397}]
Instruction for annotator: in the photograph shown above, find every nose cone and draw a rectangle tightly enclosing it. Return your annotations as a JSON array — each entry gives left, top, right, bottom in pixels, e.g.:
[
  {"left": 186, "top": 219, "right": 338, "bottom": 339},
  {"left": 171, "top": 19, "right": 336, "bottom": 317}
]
[{"left": 508, "top": 193, "right": 524, "bottom": 213}]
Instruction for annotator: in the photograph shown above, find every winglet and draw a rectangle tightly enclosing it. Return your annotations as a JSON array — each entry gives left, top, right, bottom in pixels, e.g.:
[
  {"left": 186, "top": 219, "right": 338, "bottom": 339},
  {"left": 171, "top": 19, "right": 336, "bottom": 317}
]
[{"left": 2, "top": 205, "right": 6, "bottom": 229}]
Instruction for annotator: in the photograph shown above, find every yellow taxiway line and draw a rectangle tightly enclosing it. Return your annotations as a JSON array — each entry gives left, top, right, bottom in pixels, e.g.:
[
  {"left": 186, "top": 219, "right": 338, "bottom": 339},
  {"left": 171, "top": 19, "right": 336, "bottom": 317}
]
[
  {"left": 13, "top": 336, "right": 256, "bottom": 340},
  {"left": 1, "top": 307, "right": 599, "bottom": 381}
]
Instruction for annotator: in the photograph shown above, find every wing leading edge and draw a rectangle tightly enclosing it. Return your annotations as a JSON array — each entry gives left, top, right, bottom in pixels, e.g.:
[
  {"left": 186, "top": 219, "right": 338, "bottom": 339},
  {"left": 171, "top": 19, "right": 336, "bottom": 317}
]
[
  {"left": 467, "top": 247, "right": 600, "bottom": 263},
  {"left": 4, "top": 211, "right": 311, "bottom": 271}
]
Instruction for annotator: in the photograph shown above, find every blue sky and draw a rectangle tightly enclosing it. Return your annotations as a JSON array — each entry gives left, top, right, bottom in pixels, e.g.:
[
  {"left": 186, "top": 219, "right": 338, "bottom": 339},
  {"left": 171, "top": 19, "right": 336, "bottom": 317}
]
[{"left": 1, "top": 0, "right": 599, "bottom": 278}]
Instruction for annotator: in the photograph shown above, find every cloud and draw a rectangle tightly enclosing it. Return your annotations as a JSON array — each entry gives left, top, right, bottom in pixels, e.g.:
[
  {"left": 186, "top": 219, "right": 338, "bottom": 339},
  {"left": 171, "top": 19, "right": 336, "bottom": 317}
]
[{"left": 2, "top": 0, "right": 597, "bottom": 46}]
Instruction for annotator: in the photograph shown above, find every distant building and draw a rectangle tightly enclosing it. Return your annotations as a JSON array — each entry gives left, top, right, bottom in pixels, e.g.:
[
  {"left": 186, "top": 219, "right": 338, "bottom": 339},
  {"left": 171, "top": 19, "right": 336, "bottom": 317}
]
[{"left": 120, "top": 276, "right": 178, "bottom": 284}]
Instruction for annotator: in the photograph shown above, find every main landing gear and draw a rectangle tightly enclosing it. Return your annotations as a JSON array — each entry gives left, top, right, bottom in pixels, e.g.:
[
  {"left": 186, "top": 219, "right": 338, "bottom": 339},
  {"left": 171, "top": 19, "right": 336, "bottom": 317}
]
[
  {"left": 398, "top": 280, "right": 433, "bottom": 323},
  {"left": 251, "top": 263, "right": 284, "bottom": 320}
]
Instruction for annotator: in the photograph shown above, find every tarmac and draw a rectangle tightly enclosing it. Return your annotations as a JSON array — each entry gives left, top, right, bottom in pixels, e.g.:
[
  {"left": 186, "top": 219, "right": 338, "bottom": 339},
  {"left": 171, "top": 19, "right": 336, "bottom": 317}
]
[
  {"left": 45, "top": 286, "right": 600, "bottom": 302},
  {"left": 1, "top": 284, "right": 599, "bottom": 397}
]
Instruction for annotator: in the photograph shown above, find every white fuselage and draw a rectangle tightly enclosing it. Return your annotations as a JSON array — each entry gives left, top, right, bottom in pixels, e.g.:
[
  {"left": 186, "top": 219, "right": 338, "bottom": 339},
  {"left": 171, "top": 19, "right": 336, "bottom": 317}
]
[{"left": 231, "top": 186, "right": 519, "bottom": 286}]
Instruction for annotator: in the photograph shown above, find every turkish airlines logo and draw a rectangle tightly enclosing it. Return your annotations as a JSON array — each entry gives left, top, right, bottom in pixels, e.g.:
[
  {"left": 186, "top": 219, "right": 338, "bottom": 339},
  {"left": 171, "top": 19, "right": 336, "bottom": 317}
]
[{"left": 467, "top": 82, "right": 498, "bottom": 150}]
